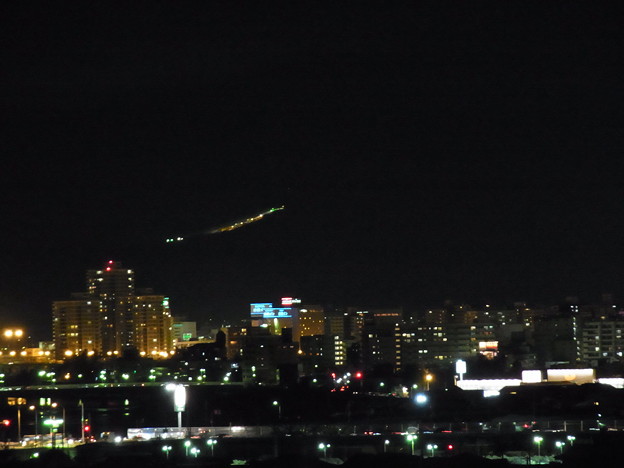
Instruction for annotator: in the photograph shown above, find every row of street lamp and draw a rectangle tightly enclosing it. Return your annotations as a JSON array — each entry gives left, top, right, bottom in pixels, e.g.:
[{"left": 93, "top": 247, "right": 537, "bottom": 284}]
[
  {"left": 162, "top": 439, "right": 218, "bottom": 459},
  {"left": 404, "top": 433, "right": 575, "bottom": 458},
  {"left": 533, "top": 434, "right": 575, "bottom": 457},
  {"left": 159, "top": 434, "right": 576, "bottom": 460}
]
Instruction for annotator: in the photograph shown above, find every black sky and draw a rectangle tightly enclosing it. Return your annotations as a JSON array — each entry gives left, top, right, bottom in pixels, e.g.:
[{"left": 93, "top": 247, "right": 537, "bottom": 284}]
[{"left": 1, "top": 3, "right": 624, "bottom": 340}]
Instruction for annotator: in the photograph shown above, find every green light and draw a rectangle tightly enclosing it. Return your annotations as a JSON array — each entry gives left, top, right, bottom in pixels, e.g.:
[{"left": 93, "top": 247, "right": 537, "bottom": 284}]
[{"left": 43, "top": 419, "right": 63, "bottom": 427}]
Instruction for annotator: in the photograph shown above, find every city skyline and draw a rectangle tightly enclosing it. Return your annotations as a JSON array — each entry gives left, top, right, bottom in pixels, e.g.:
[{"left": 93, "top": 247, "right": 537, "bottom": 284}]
[{"left": 2, "top": 4, "right": 624, "bottom": 341}]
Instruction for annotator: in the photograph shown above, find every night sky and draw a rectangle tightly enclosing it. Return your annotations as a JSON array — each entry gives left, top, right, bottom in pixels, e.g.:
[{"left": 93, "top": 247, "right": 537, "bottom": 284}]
[{"left": 1, "top": 3, "right": 623, "bottom": 340}]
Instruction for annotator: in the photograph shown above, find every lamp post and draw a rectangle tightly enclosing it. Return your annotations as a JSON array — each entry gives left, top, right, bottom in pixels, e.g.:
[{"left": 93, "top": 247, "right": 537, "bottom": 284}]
[
  {"left": 318, "top": 443, "right": 330, "bottom": 458},
  {"left": 533, "top": 435, "right": 543, "bottom": 457},
  {"left": 406, "top": 434, "right": 417, "bottom": 455},
  {"left": 190, "top": 447, "right": 200, "bottom": 458},
  {"left": 427, "top": 443, "right": 438, "bottom": 458},
  {"left": 272, "top": 400, "right": 281, "bottom": 420},
  {"left": 567, "top": 435, "right": 575, "bottom": 446},
  {"left": 17, "top": 405, "right": 22, "bottom": 442},
  {"left": 425, "top": 374, "right": 433, "bottom": 391},
  {"left": 555, "top": 441, "right": 564, "bottom": 454},
  {"left": 28, "top": 406, "right": 38, "bottom": 446},
  {"left": 50, "top": 403, "right": 65, "bottom": 447},
  {"left": 7, "top": 397, "right": 26, "bottom": 443},
  {"left": 184, "top": 440, "right": 191, "bottom": 457},
  {"left": 162, "top": 445, "right": 172, "bottom": 459},
  {"left": 384, "top": 439, "right": 390, "bottom": 453},
  {"left": 207, "top": 438, "right": 217, "bottom": 457}
]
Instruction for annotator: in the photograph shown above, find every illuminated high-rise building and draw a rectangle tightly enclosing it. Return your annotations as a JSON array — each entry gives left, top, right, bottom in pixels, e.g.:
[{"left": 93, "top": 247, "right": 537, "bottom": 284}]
[
  {"left": 86, "top": 260, "right": 135, "bottom": 352},
  {"left": 131, "top": 295, "right": 174, "bottom": 358},
  {"left": 52, "top": 261, "right": 173, "bottom": 359},
  {"left": 52, "top": 298, "right": 101, "bottom": 358}
]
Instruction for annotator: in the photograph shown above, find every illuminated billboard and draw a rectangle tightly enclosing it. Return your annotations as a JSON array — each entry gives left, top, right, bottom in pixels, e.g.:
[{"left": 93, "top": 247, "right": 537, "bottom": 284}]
[
  {"left": 261, "top": 308, "right": 293, "bottom": 318},
  {"left": 521, "top": 370, "right": 542, "bottom": 383},
  {"left": 546, "top": 368, "right": 595, "bottom": 385},
  {"left": 281, "top": 297, "right": 301, "bottom": 306},
  {"left": 478, "top": 341, "right": 499, "bottom": 359},
  {"left": 250, "top": 303, "right": 293, "bottom": 318},
  {"left": 251, "top": 303, "right": 273, "bottom": 316}
]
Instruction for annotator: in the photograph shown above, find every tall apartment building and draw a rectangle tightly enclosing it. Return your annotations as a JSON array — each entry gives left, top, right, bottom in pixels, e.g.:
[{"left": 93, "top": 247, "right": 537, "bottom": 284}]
[
  {"left": 131, "top": 295, "right": 174, "bottom": 357},
  {"left": 52, "top": 261, "right": 173, "bottom": 359},
  {"left": 52, "top": 297, "right": 100, "bottom": 357}
]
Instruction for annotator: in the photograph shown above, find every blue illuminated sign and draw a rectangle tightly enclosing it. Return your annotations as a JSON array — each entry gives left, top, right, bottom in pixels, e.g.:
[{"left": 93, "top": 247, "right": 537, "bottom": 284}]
[
  {"left": 262, "top": 308, "right": 292, "bottom": 318},
  {"left": 250, "top": 303, "right": 273, "bottom": 316},
  {"left": 250, "top": 303, "right": 293, "bottom": 318}
]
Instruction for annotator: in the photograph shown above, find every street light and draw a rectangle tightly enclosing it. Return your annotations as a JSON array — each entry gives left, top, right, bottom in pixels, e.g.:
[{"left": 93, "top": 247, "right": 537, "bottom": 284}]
[
  {"left": 51, "top": 403, "right": 66, "bottom": 446},
  {"left": 184, "top": 440, "right": 192, "bottom": 457},
  {"left": 426, "top": 443, "right": 438, "bottom": 458},
  {"left": 533, "top": 435, "right": 543, "bottom": 457},
  {"left": 384, "top": 439, "right": 390, "bottom": 453},
  {"left": 318, "top": 442, "right": 331, "bottom": 458},
  {"left": 406, "top": 434, "right": 417, "bottom": 455},
  {"left": 272, "top": 400, "right": 281, "bottom": 420},
  {"left": 555, "top": 441, "right": 564, "bottom": 454},
  {"left": 3, "top": 328, "right": 24, "bottom": 339},
  {"left": 161, "top": 445, "right": 172, "bottom": 459},
  {"left": 28, "top": 406, "right": 39, "bottom": 446},
  {"left": 190, "top": 447, "right": 200, "bottom": 458},
  {"left": 567, "top": 435, "right": 576, "bottom": 446},
  {"left": 425, "top": 374, "right": 433, "bottom": 391},
  {"left": 207, "top": 438, "right": 217, "bottom": 456}
]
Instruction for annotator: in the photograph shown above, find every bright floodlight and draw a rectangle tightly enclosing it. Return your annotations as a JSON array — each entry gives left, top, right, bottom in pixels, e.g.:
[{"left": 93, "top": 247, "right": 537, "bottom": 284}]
[
  {"left": 415, "top": 393, "right": 428, "bottom": 404},
  {"left": 174, "top": 385, "right": 186, "bottom": 412}
]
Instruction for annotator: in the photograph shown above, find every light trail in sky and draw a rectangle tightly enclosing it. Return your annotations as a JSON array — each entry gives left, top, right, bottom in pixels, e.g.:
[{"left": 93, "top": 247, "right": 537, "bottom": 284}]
[{"left": 165, "top": 205, "right": 285, "bottom": 243}]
